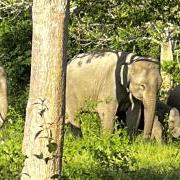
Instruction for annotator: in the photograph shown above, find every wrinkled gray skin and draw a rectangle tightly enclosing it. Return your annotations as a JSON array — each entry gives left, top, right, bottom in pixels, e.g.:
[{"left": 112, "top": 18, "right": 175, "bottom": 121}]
[
  {"left": 151, "top": 116, "right": 163, "bottom": 143},
  {"left": 168, "top": 108, "right": 180, "bottom": 139},
  {"left": 0, "top": 67, "right": 8, "bottom": 127},
  {"left": 66, "top": 51, "right": 162, "bottom": 139}
]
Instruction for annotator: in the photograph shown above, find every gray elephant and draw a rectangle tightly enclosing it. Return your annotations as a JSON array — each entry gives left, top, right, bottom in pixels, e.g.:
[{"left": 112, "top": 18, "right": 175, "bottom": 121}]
[
  {"left": 168, "top": 108, "right": 180, "bottom": 138},
  {"left": 66, "top": 51, "right": 162, "bottom": 139},
  {"left": 0, "top": 67, "right": 8, "bottom": 127}
]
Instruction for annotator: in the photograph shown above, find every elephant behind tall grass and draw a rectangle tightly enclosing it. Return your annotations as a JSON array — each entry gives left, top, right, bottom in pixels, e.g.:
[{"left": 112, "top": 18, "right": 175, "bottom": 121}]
[{"left": 66, "top": 51, "right": 162, "bottom": 139}]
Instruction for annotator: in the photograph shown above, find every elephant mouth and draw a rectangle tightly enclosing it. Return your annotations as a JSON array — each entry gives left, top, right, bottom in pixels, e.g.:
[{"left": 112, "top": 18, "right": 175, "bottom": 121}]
[
  {"left": 131, "top": 93, "right": 143, "bottom": 101},
  {"left": 134, "top": 95, "right": 143, "bottom": 101}
]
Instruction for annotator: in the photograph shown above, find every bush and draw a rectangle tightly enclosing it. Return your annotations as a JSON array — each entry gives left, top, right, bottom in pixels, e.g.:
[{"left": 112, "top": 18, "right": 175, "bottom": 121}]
[
  {"left": 161, "top": 61, "right": 180, "bottom": 87},
  {"left": 63, "top": 110, "right": 135, "bottom": 179},
  {"left": 0, "top": 106, "right": 25, "bottom": 180}
]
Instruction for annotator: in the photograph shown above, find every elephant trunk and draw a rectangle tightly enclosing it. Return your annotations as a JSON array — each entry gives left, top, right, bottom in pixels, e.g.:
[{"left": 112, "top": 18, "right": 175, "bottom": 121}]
[{"left": 143, "top": 93, "right": 156, "bottom": 139}]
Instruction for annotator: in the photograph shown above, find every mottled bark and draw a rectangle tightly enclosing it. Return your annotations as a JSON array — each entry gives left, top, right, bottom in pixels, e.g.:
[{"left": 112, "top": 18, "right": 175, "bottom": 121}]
[
  {"left": 160, "top": 39, "right": 173, "bottom": 92},
  {"left": 160, "top": 40, "right": 173, "bottom": 62},
  {"left": 21, "top": 0, "right": 69, "bottom": 179}
]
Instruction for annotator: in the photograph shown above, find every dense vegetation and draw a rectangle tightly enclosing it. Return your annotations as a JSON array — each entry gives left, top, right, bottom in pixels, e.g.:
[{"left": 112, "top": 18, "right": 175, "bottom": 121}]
[{"left": 0, "top": 0, "right": 179, "bottom": 179}]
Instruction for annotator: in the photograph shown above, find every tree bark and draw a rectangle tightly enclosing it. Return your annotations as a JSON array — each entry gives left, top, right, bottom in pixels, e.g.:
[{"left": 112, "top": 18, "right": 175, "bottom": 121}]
[
  {"left": 160, "top": 38, "right": 174, "bottom": 94},
  {"left": 21, "top": 0, "right": 69, "bottom": 179},
  {"left": 160, "top": 40, "right": 173, "bottom": 62}
]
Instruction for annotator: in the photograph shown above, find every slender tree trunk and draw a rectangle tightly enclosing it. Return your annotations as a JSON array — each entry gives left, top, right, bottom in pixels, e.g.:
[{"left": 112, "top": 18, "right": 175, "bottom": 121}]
[
  {"left": 21, "top": 0, "right": 69, "bottom": 179},
  {"left": 160, "top": 40, "right": 173, "bottom": 62},
  {"left": 160, "top": 37, "right": 174, "bottom": 95}
]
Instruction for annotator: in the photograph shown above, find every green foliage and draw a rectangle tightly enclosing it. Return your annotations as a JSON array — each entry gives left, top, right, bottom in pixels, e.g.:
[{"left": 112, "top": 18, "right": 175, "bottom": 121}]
[
  {"left": 0, "top": 8, "right": 31, "bottom": 114},
  {"left": 162, "top": 61, "right": 180, "bottom": 86},
  {"left": 0, "top": 106, "right": 25, "bottom": 180},
  {"left": 63, "top": 111, "right": 135, "bottom": 179},
  {"left": 62, "top": 110, "right": 180, "bottom": 179},
  {"left": 0, "top": 1, "right": 179, "bottom": 179},
  {"left": 69, "top": 0, "right": 180, "bottom": 59},
  {"left": 0, "top": 106, "right": 180, "bottom": 179}
]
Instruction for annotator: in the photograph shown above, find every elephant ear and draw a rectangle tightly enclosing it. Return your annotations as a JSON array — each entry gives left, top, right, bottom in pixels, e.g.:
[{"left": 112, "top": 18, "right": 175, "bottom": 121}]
[{"left": 127, "top": 64, "right": 136, "bottom": 82}]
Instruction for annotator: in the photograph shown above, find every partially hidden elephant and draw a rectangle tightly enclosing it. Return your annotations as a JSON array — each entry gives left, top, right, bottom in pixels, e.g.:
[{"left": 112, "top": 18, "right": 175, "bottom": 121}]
[
  {"left": 66, "top": 51, "right": 162, "bottom": 139},
  {"left": 151, "top": 116, "right": 163, "bottom": 143},
  {"left": 168, "top": 108, "right": 180, "bottom": 139},
  {"left": 0, "top": 67, "right": 8, "bottom": 127},
  {"left": 167, "top": 86, "right": 180, "bottom": 138}
]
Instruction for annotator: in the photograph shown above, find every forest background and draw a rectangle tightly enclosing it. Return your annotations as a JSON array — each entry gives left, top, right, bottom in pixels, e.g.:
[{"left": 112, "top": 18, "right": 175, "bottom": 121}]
[{"left": 0, "top": 0, "right": 180, "bottom": 179}]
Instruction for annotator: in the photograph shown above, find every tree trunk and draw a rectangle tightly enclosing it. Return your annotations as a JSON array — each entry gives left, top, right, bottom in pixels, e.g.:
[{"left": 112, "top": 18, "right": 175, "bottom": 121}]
[
  {"left": 160, "top": 40, "right": 173, "bottom": 62},
  {"left": 160, "top": 38, "right": 173, "bottom": 95},
  {"left": 21, "top": 0, "right": 69, "bottom": 179}
]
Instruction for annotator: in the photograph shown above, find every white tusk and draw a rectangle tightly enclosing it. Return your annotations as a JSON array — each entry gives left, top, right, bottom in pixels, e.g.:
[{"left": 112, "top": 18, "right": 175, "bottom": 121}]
[
  {"left": 129, "top": 93, "right": 134, "bottom": 111},
  {"left": 120, "top": 65, "right": 125, "bottom": 85}
]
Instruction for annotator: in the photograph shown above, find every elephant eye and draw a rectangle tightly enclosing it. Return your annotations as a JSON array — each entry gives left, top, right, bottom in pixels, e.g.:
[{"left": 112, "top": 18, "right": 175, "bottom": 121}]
[{"left": 139, "top": 84, "right": 145, "bottom": 90}]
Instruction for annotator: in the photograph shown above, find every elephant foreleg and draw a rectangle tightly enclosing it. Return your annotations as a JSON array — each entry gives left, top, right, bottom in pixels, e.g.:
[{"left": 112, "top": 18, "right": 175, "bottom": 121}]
[{"left": 97, "top": 102, "right": 118, "bottom": 134}]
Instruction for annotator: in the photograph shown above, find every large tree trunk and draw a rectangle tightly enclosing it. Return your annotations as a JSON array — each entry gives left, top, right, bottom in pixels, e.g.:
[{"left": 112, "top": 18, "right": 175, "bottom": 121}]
[{"left": 21, "top": 0, "right": 69, "bottom": 179}]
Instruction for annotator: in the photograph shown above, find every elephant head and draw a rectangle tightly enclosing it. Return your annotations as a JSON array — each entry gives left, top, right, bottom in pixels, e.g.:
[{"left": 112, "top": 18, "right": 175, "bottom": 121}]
[{"left": 127, "top": 58, "right": 162, "bottom": 139}]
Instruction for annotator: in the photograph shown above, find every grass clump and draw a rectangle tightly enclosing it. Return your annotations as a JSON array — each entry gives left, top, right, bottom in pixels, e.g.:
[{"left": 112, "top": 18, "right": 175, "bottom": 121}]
[
  {"left": 0, "top": 106, "right": 179, "bottom": 180},
  {"left": 0, "top": 107, "right": 25, "bottom": 180},
  {"left": 63, "top": 111, "right": 135, "bottom": 179}
]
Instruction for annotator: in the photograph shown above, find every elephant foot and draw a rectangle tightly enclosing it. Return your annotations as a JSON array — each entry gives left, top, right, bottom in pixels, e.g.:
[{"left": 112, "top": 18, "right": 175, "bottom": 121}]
[
  {"left": 143, "top": 133, "right": 151, "bottom": 139},
  {"left": 66, "top": 122, "right": 83, "bottom": 138}
]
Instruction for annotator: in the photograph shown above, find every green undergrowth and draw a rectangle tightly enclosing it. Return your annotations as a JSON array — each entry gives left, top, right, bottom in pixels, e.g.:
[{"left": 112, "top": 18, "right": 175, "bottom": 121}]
[
  {"left": 62, "top": 112, "right": 180, "bottom": 180},
  {"left": 0, "top": 106, "right": 25, "bottom": 180},
  {"left": 0, "top": 109, "right": 180, "bottom": 179}
]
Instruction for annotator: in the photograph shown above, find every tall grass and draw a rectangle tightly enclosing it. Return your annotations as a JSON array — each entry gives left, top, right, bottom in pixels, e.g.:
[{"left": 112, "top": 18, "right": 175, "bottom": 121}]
[{"left": 0, "top": 108, "right": 179, "bottom": 179}]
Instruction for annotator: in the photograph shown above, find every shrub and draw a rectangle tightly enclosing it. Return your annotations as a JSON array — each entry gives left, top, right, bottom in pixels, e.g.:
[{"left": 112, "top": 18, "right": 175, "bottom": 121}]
[
  {"left": 63, "top": 109, "right": 135, "bottom": 179},
  {"left": 0, "top": 106, "right": 25, "bottom": 180},
  {"left": 161, "top": 61, "right": 180, "bottom": 87}
]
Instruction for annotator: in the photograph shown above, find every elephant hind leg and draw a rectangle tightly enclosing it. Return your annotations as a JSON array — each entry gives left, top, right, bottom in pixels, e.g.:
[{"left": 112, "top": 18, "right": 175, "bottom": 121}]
[{"left": 65, "top": 114, "right": 82, "bottom": 137}]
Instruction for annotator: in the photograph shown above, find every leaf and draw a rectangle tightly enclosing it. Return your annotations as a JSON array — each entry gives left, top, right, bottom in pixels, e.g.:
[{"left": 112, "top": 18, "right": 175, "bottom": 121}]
[
  {"left": 22, "top": 173, "right": 30, "bottom": 177},
  {"left": 33, "top": 152, "right": 43, "bottom": 159},
  {"left": 44, "top": 157, "right": 51, "bottom": 164},
  {"left": 34, "top": 130, "right": 43, "bottom": 140},
  {"left": 51, "top": 174, "right": 60, "bottom": 179},
  {"left": 47, "top": 142, "right": 58, "bottom": 153},
  {"left": 49, "top": 129, "right": 52, "bottom": 138}
]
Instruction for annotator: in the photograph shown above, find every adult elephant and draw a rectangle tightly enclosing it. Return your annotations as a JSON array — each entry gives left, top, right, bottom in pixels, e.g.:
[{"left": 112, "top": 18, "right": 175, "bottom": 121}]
[
  {"left": 66, "top": 51, "right": 162, "bottom": 139},
  {"left": 0, "top": 67, "right": 8, "bottom": 127}
]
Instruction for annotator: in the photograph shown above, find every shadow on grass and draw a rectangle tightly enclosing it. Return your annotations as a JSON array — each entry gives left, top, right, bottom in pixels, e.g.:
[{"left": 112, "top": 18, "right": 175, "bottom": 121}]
[
  {"left": 62, "top": 166, "right": 180, "bottom": 180},
  {"left": 122, "top": 167, "right": 180, "bottom": 180}
]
